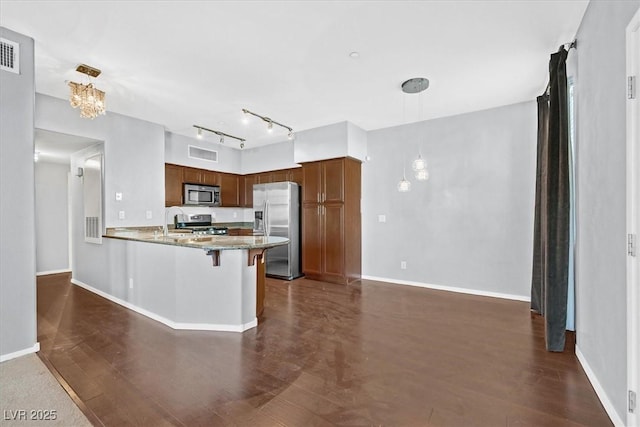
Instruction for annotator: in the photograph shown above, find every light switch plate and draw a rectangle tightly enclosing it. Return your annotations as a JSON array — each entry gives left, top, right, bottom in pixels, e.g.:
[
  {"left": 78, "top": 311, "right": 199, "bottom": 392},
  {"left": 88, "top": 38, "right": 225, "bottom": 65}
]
[
  {"left": 378, "top": 214, "right": 386, "bottom": 223},
  {"left": 115, "top": 192, "right": 123, "bottom": 201},
  {"left": 146, "top": 210, "right": 152, "bottom": 219},
  {"left": 118, "top": 211, "right": 125, "bottom": 220}
]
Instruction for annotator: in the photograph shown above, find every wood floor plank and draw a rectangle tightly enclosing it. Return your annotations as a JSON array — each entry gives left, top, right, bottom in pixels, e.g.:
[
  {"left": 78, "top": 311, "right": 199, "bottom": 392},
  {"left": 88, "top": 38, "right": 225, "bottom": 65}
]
[{"left": 36, "top": 273, "right": 612, "bottom": 427}]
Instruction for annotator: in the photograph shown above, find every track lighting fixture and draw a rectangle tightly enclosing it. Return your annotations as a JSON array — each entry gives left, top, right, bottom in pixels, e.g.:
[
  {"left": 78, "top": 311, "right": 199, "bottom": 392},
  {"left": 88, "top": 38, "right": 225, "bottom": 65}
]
[
  {"left": 193, "top": 125, "right": 245, "bottom": 149},
  {"left": 241, "top": 108, "right": 294, "bottom": 139}
]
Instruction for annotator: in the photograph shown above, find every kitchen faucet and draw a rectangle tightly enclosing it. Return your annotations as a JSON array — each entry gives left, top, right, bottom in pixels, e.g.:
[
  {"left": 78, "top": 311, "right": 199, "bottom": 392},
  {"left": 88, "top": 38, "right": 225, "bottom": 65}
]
[{"left": 164, "top": 206, "right": 185, "bottom": 236}]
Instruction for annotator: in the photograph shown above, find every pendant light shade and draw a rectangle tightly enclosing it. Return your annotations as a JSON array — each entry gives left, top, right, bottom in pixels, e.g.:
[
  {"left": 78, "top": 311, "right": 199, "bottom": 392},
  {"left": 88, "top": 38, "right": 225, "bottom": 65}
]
[
  {"left": 412, "top": 153, "right": 426, "bottom": 171},
  {"left": 397, "top": 177, "right": 411, "bottom": 192},
  {"left": 415, "top": 168, "right": 429, "bottom": 181},
  {"left": 397, "top": 166, "right": 411, "bottom": 192}
]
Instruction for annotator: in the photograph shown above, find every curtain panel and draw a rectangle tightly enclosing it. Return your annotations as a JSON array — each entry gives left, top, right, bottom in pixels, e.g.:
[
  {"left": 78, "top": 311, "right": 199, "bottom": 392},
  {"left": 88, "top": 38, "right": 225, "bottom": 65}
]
[{"left": 531, "top": 48, "right": 570, "bottom": 352}]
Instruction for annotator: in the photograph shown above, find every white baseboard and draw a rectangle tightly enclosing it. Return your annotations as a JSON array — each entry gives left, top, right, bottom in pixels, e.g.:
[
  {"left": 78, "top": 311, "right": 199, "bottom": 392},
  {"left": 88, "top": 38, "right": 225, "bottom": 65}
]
[
  {"left": 0, "top": 342, "right": 40, "bottom": 363},
  {"left": 361, "top": 275, "right": 530, "bottom": 302},
  {"left": 36, "top": 269, "right": 71, "bottom": 276},
  {"left": 71, "top": 279, "right": 257, "bottom": 333},
  {"left": 575, "top": 345, "right": 625, "bottom": 427}
]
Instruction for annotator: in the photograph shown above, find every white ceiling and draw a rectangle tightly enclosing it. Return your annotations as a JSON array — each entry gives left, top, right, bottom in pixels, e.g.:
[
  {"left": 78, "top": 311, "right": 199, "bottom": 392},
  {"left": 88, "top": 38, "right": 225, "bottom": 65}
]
[{"left": 2, "top": 1, "right": 588, "bottom": 150}]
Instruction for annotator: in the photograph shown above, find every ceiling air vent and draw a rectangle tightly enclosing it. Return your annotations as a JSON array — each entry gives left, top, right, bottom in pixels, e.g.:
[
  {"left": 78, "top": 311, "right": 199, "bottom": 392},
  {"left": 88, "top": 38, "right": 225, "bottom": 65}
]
[
  {"left": 188, "top": 145, "right": 218, "bottom": 162},
  {"left": 0, "top": 38, "right": 19, "bottom": 74}
]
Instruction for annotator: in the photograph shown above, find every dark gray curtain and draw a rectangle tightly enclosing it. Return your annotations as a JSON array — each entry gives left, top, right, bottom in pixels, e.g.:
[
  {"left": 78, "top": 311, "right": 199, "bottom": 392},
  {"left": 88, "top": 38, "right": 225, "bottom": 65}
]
[{"left": 531, "top": 48, "right": 570, "bottom": 352}]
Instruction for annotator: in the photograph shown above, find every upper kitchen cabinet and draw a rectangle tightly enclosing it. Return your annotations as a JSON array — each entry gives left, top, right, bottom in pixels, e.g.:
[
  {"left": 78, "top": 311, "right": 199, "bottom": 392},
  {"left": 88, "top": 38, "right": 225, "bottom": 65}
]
[
  {"left": 219, "top": 172, "right": 240, "bottom": 207},
  {"left": 256, "top": 171, "right": 273, "bottom": 184},
  {"left": 165, "top": 163, "right": 183, "bottom": 207},
  {"left": 302, "top": 158, "right": 344, "bottom": 204},
  {"left": 288, "top": 167, "right": 303, "bottom": 186},
  {"left": 241, "top": 174, "right": 257, "bottom": 208},
  {"left": 271, "top": 169, "right": 289, "bottom": 183},
  {"left": 183, "top": 167, "right": 219, "bottom": 186}
]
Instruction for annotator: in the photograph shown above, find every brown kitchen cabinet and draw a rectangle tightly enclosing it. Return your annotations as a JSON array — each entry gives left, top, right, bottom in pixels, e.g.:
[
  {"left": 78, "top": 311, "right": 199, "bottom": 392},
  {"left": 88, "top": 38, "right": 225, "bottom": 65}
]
[
  {"left": 289, "top": 167, "right": 303, "bottom": 185},
  {"left": 303, "top": 158, "right": 345, "bottom": 204},
  {"left": 182, "top": 167, "right": 201, "bottom": 184},
  {"left": 165, "top": 164, "right": 303, "bottom": 209},
  {"left": 219, "top": 172, "right": 240, "bottom": 207},
  {"left": 241, "top": 174, "right": 257, "bottom": 207},
  {"left": 183, "top": 167, "right": 219, "bottom": 185},
  {"left": 271, "top": 169, "right": 289, "bottom": 183},
  {"left": 301, "top": 157, "right": 361, "bottom": 285},
  {"left": 165, "top": 163, "right": 184, "bottom": 207}
]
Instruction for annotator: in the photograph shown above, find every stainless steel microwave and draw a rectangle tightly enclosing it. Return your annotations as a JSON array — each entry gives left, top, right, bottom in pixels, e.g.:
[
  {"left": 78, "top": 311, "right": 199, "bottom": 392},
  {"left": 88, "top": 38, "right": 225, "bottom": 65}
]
[{"left": 183, "top": 183, "right": 220, "bottom": 206}]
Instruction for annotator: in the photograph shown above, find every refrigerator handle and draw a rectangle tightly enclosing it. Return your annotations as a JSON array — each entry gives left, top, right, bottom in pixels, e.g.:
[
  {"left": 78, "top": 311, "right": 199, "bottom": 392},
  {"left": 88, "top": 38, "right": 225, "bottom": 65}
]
[{"left": 264, "top": 200, "right": 270, "bottom": 237}]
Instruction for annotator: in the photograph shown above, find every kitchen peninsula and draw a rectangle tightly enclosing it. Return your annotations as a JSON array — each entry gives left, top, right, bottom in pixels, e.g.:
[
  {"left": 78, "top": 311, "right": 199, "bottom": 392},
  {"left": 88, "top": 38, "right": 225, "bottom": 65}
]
[{"left": 81, "top": 228, "right": 289, "bottom": 333}]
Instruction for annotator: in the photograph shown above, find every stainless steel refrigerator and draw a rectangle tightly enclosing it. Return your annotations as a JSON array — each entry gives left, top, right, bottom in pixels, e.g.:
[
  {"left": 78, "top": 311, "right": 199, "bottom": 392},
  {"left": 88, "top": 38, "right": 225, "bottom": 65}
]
[{"left": 253, "top": 181, "right": 302, "bottom": 280}]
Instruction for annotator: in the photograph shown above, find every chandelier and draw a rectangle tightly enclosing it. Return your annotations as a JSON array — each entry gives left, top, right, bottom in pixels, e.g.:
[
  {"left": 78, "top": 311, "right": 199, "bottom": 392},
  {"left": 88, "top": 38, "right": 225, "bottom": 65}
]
[{"left": 68, "top": 64, "right": 106, "bottom": 119}]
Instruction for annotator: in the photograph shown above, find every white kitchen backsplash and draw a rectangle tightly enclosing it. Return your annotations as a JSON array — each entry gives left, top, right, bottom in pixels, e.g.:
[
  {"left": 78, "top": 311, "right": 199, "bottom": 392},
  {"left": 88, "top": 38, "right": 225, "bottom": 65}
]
[{"left": 164, "top": 206, "right": 253, "bottom": 224}]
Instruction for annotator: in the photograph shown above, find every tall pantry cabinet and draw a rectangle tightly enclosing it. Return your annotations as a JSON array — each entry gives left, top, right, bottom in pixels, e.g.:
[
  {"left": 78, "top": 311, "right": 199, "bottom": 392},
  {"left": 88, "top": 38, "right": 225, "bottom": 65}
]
[{"left": 301, "top": 157, "right": 361, "bottom": 285}]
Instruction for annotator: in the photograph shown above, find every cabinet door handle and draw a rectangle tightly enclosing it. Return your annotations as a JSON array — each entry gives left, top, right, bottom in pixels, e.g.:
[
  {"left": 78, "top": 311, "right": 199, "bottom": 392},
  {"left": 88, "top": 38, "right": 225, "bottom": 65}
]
[
  {"left": 317, "top": 192, "right": 320, "bottom": 203},
  {"left": 317, "top": 205, "right": 320, "bottom": 216},
  {"left": 322, "top": 193, "right": 326, "bottom": 203}
]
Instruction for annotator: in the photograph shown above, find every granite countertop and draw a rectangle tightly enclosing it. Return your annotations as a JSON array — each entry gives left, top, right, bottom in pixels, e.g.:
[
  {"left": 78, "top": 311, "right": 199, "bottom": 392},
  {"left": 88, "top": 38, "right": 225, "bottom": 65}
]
[{"left": 104, "top": 228, "right": 288, "bottom": 251}]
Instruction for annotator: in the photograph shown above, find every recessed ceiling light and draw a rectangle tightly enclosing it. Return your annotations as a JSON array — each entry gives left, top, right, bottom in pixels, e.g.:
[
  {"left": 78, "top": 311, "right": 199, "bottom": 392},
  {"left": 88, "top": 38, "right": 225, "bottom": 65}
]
[{"left": 349, "top": 51, "right": 360, "bottom": 58}]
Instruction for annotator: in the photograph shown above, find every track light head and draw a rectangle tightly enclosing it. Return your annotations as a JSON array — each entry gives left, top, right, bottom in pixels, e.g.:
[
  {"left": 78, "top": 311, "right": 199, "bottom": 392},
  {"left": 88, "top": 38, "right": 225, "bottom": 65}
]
[
  {"left": 219, "top": 135, "right": 224, "bottom": 144},
  {"left": 288, "top": 131, "right": 295, "bottom": 140},
  {"left": 197, "top": 128, "right": 203, "bottom": 139},
  {"left": 267, "top": 120, "right": 274, "bottom": 132}
]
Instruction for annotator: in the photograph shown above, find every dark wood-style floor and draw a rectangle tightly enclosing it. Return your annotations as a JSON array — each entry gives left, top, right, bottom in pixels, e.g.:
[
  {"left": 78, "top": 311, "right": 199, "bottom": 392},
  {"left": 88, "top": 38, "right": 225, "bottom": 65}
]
[{"left": 36, "top": 273, "right": 611, "bottom": 427}]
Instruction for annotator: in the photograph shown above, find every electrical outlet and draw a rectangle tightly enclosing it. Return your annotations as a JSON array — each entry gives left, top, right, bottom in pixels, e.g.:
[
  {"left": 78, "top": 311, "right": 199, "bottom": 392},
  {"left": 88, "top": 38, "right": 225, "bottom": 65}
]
[
  {"left": 129, "top": 278, "right": 133, "bottom": 289},
  {"left": 115, "top": 192, "right": 123, "bottom": 201},
  {"left": 378, "top": 214, "right": 386, "bottom": 223},
  {"left": 400, "top": 261, "right": 407, "bottom": 270},
  {"left": 118, "top": 211, "right": 125, "bottom": 220},
  {"left": 146, "top": 210, "right": 153, "bottom": 219},
  {"left": 233, "top": 211, "right": 238, "bottom": 219}
]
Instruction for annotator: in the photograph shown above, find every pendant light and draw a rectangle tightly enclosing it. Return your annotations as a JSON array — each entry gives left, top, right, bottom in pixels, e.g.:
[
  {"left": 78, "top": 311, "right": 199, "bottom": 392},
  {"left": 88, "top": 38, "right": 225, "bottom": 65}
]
[
  {"left": 402, "top": 77, "right": 430, "bottom": 183},
  {"left": 412, "top": 152, "right": 426, "bottom": 172},
  {"left": 398, "top": 165, "right": 411, "bottom": 192}
]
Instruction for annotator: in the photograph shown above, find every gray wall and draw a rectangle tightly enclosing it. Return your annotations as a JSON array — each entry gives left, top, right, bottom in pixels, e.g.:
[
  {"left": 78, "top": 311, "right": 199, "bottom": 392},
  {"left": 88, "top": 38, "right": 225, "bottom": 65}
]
[
  {"left": 362, "top": 101, "right": 536, "bottom": 299},
  {"left": 165, "top": 131, "right": 241, "bottom": 173},
  {"left": 35, "top": 161, "right": 70, "bottom": 273},
  {"left": 241, "top": 140, "right": 297, "bottom": 174},
  {"left": 36, "top": 94, "right": 165, "bottom": 228},
  {"left": 0, "top": 27, "right": 37, "bottom": 359},
  {"left": 573, "top": 0, "right": 640, "bottom": 421}
]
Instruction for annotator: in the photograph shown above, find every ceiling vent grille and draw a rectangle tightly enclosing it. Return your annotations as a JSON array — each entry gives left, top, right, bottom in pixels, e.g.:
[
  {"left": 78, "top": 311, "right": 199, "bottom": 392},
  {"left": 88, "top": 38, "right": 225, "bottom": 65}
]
[
  {"left": 0, "top": 38, "right": 19, "bottom": 74},
  {"left": 188, "top": 145, "right": 218, "bottom": 162}
]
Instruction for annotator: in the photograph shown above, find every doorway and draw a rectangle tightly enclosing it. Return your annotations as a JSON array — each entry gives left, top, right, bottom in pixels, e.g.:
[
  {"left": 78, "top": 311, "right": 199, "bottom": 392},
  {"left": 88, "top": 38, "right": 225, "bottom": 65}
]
[
  {"left": 627, "top": 8, "right": 640, "bottom": 426},
  {"left": 34, "top": 129, "right": 100, "bottom": 275}
]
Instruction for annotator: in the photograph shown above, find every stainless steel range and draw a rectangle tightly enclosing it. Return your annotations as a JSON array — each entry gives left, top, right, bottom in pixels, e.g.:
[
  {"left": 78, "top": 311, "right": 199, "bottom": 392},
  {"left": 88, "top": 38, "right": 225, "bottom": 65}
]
[{"left": 174, "top": 214, "right": 228, "bottom": 235}]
